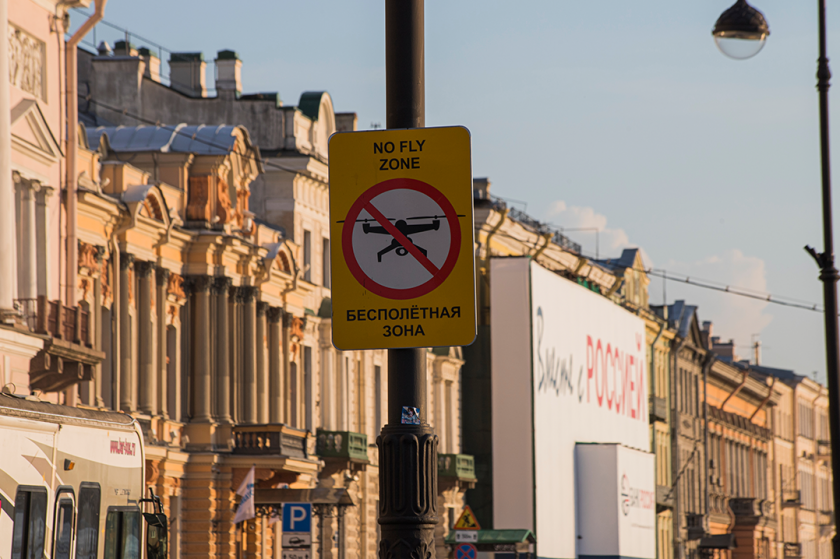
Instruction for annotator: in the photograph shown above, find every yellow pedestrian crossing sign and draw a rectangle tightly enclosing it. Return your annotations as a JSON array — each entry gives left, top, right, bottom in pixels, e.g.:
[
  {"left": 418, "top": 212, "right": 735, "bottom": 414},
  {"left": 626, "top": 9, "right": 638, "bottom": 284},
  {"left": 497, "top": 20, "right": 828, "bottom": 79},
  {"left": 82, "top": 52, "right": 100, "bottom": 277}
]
[{"left": 453, "top": 505, "right": 481, "bottom": 530}]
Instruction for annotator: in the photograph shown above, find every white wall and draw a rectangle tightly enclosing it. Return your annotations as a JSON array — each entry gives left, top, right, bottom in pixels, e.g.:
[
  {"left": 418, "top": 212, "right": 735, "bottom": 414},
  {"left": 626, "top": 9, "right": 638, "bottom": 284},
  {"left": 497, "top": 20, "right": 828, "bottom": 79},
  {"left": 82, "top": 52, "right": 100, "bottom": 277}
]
[{"left": 491, "top": 257, "right": 650, "bottom": 559}]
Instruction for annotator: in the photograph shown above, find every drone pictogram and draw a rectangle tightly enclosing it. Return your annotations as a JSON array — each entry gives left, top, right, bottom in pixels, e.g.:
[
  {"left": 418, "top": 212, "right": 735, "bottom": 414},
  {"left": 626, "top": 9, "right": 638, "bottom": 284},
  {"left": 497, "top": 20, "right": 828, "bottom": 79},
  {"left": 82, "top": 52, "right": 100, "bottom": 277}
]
[{"left": 356, "top": 215, "right": 448, "bottom": 262}]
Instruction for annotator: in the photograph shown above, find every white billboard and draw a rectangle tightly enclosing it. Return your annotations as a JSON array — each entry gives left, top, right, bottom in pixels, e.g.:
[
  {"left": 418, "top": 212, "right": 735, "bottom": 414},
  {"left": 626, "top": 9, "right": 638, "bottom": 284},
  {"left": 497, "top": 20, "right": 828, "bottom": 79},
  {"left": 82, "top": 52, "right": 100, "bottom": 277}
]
[
  {"left": 576, "top": 444, "right": 656, "bottom": 559},
  {"left": 490, "top": 257, "right": 652, "bottom": 559}
]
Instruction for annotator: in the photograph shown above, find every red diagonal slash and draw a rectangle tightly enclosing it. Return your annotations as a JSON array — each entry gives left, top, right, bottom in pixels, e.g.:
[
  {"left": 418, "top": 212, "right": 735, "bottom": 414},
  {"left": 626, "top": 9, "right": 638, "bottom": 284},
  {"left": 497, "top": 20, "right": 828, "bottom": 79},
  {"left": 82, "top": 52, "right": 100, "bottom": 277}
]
[{"left": 363, "top": 201, "right": 441, "bottom": 276}]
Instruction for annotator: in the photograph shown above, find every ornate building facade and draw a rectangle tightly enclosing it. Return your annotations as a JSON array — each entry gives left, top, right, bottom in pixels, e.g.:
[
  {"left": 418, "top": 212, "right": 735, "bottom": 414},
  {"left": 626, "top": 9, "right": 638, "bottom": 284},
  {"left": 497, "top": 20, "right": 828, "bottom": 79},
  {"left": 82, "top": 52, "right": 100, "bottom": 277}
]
[{"left": 68, "top": 40, "right": 472, "bottom": 559}]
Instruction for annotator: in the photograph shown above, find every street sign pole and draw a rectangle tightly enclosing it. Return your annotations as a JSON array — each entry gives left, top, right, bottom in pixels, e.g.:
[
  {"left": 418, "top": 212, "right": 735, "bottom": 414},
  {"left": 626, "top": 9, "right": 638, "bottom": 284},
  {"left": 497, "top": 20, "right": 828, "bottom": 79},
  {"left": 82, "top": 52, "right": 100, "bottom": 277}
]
[{"left": 378, "top": 1, "right": 439, "bottom": 559}]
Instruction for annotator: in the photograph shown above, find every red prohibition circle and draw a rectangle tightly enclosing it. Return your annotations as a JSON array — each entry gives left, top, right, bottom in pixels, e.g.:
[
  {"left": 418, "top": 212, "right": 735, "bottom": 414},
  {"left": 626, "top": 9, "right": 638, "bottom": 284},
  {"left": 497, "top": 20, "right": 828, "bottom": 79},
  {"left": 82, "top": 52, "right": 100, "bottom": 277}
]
[{"left": 342, "top": 177, "right": 462, "bottom": 300}]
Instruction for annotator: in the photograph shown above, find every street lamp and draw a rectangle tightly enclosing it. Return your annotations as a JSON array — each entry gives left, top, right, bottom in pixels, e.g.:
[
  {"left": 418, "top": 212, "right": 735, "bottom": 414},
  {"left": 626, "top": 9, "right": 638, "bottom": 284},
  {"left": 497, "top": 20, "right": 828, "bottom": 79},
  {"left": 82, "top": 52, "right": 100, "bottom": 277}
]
[
  {"left": 712, "top": 2, "right": 840, "bottom": 558},
  {"left": 712, "top": 0, "right": 769, "bottom": 60}
]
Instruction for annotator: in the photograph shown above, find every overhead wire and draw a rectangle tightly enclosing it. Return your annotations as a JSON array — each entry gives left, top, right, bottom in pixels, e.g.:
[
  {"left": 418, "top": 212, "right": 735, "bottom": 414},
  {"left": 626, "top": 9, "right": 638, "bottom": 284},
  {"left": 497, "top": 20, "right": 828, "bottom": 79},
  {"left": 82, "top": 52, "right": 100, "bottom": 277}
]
[
  {"left": 476, "top": 225, "right": 826, "bottom": 314},
  {"left": 81, "top": 95, "right": 827, "bottom": 316},
  {"left": 79, "top": 94, "right": 303, "bottom": 176}
]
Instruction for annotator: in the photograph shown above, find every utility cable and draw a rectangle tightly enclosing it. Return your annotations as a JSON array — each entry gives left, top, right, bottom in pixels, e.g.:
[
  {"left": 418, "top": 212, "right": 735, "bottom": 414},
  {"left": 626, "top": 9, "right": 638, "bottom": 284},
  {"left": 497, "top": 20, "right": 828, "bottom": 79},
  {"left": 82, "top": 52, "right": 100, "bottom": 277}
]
[
  {"left": 79, "top": 94, "right": 303, "bottom": 176},
  {"left": 476, "top": 226, "right": 826, "bottom": 314}
]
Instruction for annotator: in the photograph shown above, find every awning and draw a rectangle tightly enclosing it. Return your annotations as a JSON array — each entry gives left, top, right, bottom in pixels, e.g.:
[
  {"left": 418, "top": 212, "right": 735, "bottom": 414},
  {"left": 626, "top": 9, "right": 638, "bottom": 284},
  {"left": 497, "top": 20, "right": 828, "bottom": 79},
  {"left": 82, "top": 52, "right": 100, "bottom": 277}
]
[
  {"left": 698, "top": 534, "right": 737, "bottom": 550},
  {"left": 444, "top": 529, "right": 536, "bottom": 553},
  {"left": 254, "top": 487, "right": 354, "bottom": 507}
]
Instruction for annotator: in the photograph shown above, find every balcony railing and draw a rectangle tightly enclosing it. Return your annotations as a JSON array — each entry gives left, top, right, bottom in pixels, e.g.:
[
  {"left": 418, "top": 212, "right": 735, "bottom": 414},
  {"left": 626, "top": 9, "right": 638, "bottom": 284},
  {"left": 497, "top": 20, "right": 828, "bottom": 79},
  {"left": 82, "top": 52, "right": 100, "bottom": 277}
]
[
  {"left": 438, "top": 453, "right": 476, "bottom": 480},
  {"left": 729, "top": 497, "right": 773, "bottom": 518},
  {"left": 650, "top": 396, "right": 668, "bottom": 423},
  {"left": 655, "top": 485, "right": 674, "bottom": 509},
  {"left": 232, "top": 424, "right": 308, "bottom": 458},
  {"left": 316, "top": 429, "right": 368, "bottom": 461},
  {"left": 782, "top": 490, "right": 801, "bottom": 508},
  {"left": 817, "top": 439, "right": 831, "bottom": 460},
  {"left": 14, "top": 296, "right": 91, "bottom": 346},
  {"left": 784, "top": 543, "right": 802, "bottom": 559}
]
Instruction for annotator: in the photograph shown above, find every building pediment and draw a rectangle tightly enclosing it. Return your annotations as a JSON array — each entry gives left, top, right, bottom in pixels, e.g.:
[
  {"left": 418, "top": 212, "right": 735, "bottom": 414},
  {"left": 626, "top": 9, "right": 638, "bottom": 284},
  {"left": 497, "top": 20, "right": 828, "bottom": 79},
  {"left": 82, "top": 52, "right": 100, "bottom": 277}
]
[{"left": 11, "top": 98, "right": 62, "bottom": 166}]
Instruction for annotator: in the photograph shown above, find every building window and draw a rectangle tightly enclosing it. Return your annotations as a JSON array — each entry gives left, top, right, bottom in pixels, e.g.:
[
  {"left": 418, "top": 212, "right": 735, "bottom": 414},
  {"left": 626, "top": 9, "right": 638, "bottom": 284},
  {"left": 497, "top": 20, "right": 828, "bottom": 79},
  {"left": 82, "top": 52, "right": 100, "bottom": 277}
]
[
  {"left": 322, "top": 238, "right": 331, "bottom": 288},
  {"left": 800, "top": 470, "right": 815, "bottom": 510},
  {"left": 799, "top": 402, "right": 814, "bottom": 439},
  {"left": 303, "top": 230, "right": 312, "bottom": 282}
]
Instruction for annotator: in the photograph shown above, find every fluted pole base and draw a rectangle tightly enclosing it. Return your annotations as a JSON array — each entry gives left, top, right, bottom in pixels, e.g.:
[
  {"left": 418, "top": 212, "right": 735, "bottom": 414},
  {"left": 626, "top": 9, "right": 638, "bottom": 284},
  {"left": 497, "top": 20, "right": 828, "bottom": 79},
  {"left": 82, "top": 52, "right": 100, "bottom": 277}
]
[{"left": 377, "top": 424, "right": 438, "bottom": 559}]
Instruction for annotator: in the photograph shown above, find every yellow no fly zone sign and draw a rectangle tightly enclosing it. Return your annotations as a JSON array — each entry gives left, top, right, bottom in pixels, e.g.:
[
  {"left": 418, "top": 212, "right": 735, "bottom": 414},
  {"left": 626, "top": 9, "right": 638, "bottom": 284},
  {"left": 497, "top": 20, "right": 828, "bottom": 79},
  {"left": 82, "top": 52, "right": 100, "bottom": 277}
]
[{"left": 328, "top": 126, "right": 476, "bottom": 350}]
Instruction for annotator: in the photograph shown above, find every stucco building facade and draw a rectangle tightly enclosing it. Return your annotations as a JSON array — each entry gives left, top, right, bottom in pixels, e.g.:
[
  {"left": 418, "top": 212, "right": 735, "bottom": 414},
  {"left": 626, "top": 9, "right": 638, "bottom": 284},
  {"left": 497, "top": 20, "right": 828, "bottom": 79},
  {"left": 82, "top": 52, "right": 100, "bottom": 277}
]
[{"left": 69, "top": 39, "right": 475, "bottom": 559}]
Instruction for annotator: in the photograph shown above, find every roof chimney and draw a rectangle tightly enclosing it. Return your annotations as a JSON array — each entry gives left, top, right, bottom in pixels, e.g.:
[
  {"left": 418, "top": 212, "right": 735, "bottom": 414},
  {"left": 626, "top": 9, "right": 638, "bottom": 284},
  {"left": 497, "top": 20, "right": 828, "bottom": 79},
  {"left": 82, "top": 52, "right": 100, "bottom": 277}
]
[
  {"left": 97, "top": 41, "right": 113, "bottom": 56},
  {"left": 113, "top": 40, "right": 137, "bottom": 57},
  {"left": 473, "top": 177, "right": 491, "bottom": 200},
  {"left": 215, "top": 50, "right": 242, "bottom": 95},
  {"left": 138, "top": 47, "right": 160, "bottom": 82},
  {"left": 169, "top": 52, "right": 206, "bottom": 97}
]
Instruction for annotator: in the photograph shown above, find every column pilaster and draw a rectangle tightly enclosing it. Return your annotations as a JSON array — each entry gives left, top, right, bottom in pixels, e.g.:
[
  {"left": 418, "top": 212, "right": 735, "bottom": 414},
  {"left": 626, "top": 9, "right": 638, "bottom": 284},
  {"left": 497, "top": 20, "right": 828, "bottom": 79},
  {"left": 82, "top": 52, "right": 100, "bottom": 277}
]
[
  {"left": 137, "top": 261, "right": 156, "bottom": 415},
  {"left": 93, "top": 245, "right": 105, "bottom": 408},
  {"left": 242, "top": 286, "right": 257, "bottom": 424},
  {"left": 267, "top": 307, "right": 283, "bottom": 423},
  {"left": 35, "top": 186, "right": 54, "bottom": 298},
  {"left": 213, "top": 277, "right": 232, "bottom": 425},
  {"left": 229, "top": 284, "right": 240, "bottom": 423},
  {"left": 256, "top": 301, "right": 268, "bottom": 424},
  {"left": 190, "top": 275, "right": 213, "bottom": 423},
  {"left": 16, "top": 177, "right": 39, "bottom": 299},
  {"left": 119, "top": 253, "right": 135, "bottom": 412},
  {"left": 156, "top": 267, "right": 169, "bottom": 418}
]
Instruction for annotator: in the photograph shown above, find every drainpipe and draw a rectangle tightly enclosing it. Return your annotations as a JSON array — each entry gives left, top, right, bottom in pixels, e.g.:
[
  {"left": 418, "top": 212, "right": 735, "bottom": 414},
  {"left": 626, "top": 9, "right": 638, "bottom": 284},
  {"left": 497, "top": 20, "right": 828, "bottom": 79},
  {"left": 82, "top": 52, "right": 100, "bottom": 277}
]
[
  {"left": 650, "top": 321, "right": 665, "bottom": 404},
  {"left": 484, "top": 208, "right": 509, "bottom": 261},
  {"left": 749, "top": 376, "right": 776, "bottom": 422},
  {"left": 672, "top": 336, "right": 687, "bottom": 559},
  {"left": 0, "top": 0, "right": 16, "bottom": 315},
  {"left": 811, "top": 386, "right": 823, "bottom": 520},
  {"left": 479, "top": 208, "right": 508, "bottom": 326},
  {"left": 702, "top": 352, "right": 714, "bottom": 534},
  {"left": 720, "top": 368, "right": 749, "bottom": 413},
  {"left": 65, "top": 0, "right": 108, "bottom": 306},
  {"left": 532, "top": 232, "right": 553, "bottom": 261},
  {"left": 280, "top": 237, "right": 301, "bottom": 307}
]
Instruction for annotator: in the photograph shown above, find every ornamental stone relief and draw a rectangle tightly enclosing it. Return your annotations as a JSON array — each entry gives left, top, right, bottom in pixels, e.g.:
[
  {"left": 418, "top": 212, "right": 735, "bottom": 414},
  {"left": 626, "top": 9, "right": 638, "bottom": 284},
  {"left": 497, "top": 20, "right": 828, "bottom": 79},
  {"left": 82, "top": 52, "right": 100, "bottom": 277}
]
[{"left": 9, "top": 25, "right": 45, "bottom": 100}]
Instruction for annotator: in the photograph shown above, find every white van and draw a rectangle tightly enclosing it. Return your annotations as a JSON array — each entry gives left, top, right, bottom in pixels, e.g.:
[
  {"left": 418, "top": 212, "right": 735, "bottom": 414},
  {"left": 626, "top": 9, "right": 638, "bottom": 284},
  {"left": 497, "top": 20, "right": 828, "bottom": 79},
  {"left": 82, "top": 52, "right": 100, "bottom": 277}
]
[{"left": 0, "top": 392, "right": 167, "bottom": 559}]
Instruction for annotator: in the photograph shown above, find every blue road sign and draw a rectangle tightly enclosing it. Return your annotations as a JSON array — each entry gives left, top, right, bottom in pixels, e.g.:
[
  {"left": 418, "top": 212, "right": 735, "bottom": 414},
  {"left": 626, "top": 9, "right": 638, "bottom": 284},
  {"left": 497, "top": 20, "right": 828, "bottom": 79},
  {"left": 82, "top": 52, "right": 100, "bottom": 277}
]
[
  {"left": 282, "top": 503, "right": 312, "bottom": 533},
  {"left": 455, "top": 543, "right": 477, "bottom": 559}
]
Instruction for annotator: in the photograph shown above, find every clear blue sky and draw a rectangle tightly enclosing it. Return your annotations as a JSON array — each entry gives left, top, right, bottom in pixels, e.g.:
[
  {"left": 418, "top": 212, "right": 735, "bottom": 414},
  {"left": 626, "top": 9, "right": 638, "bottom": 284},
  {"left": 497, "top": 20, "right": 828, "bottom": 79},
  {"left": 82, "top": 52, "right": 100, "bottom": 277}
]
[{"left": 72, "top": 0, "right": 840, "bottom": 383}]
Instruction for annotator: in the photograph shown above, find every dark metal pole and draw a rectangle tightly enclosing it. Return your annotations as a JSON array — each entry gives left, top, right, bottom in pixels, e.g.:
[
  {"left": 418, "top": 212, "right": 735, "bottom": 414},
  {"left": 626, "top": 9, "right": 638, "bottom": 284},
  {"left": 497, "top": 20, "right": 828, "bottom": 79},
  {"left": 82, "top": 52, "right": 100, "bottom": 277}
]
[
  {"left": 805, "top": 1, "right": 840, "bottom": 556},
  {"left": 378, "top": 2, "right": 438, "bottom": 559}
]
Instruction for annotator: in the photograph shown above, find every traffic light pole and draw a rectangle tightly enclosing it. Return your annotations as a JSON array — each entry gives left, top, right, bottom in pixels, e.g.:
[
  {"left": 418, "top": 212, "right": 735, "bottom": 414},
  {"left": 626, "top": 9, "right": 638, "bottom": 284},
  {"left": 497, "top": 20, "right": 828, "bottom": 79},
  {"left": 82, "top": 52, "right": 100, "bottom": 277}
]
[{"left": 378, "top": 2, "right": 439, "bottom": 559}]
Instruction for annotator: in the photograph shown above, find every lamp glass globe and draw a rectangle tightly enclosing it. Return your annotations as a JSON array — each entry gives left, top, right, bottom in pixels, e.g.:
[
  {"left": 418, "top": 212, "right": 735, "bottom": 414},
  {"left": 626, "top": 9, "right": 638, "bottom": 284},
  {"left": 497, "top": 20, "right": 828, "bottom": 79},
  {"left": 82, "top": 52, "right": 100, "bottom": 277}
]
[{"left": 714, "top": 30, "right": 767, "bottom": 60}]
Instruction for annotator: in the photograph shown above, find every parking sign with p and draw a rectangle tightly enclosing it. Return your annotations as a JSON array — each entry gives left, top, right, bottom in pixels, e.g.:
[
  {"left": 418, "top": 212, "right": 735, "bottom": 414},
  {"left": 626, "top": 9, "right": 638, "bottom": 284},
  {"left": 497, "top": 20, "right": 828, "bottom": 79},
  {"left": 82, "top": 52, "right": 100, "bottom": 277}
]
[{"left": 282, "top": 503, "right": 312, "bottom": 533}]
